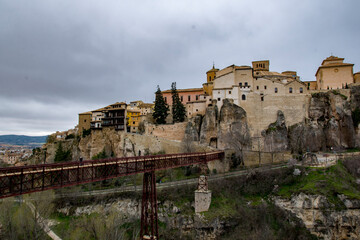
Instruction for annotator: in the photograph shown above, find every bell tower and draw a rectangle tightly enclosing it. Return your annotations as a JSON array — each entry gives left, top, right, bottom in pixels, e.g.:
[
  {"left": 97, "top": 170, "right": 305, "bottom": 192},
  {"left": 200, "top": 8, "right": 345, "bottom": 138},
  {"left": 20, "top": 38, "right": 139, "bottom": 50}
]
[{"left": 203, "top": 64, "right": 219, "bottom": 96}]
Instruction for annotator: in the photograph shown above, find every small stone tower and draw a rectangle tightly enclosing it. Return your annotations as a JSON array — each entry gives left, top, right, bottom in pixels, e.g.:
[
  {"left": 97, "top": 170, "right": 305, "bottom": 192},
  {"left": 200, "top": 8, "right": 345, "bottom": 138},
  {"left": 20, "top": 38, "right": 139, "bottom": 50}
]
[{"left": 203, "top": 64, "right": 219, "bottom": 96}]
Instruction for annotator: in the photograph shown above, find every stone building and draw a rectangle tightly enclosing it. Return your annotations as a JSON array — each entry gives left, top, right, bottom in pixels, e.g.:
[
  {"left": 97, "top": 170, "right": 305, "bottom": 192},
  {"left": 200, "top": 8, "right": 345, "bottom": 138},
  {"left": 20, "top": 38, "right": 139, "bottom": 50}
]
[
  {"left": 102, "top": 102, "right": 127, "bottom": 131},
  {"left": 161, "top": 88, "right": 204, "bottom": 106},
  {"left": 138, "top": 103, "right": 154, "bottom": 116},
  {"left": 78, "top": 112, "right": 92, "bottom": 134},
  {"left": 127, "top": 109, "right": 141, "bottom": 133},
  {"left": 354, "top": 72, "right": 360, "bottom": 84},
  {"left": 211, "top": 60, "right": 309, "bottom": 136},
  {"left": 315, "top": 56, "right": 354, "bottom": 90},
  {"left": 202, "top": 65, "right": 219, "bottom": 96},
  {"left": 90, "top": 108, "right": 105, "bottom": 130}
]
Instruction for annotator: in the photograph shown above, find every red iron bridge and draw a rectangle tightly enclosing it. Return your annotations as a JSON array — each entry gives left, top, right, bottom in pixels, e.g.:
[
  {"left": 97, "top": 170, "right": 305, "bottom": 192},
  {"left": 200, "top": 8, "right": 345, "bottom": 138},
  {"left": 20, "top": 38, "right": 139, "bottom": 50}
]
[{"left": 0, "top": 151, "right": 224, "bottom": 239}]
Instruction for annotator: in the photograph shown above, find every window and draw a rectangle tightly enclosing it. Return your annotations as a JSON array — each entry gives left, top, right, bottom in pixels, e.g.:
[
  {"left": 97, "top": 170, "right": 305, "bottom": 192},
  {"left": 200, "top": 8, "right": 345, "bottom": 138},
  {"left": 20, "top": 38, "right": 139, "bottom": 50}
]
[
  {"left": 257, "top": 86, "right": 259, "bottom": 90},
  {"left": 181, "top": 96, "right": 183, "bottom": 101},
  {"left": 209, "top": 76, "right": 212, "bottom": 81},
  {"left": 239, "top": 82, "right": 243, "bottom": 87},
  {"left": 300, "top": 87, "right": 303, "bottom": 93},
  {"left": 261, "top": 96, "right": 264, "bottom": 101},
  {"left": 264, "top": 85, "right": 267, "bottom": 90},
  {"left": 275, "top": 87, "right": 278, "bottom": 93},
  {"left": 196, "top": 95, "right": 199, "bottom": 100},
  {"left": 289, "top": 87, "right": 293, "bottom": 93},
  {"left": 164, "top": 97, "right": 167, "bottom": 103},
  {"left": 229, "top": 91, "right": 231, "bottom": 94},
  {"left": 84, "top": 119, "right": 86, "bottom": 122},
  {"left": 196, "top": 109, "right": 198, "bottom": 112},
  {"left": 245, "top": 82, "right": 248, "bottom": 87},
  {"left": 242, "top": 94, "right": 246, "bottom": 100},
  {"left": 188, "top": 95, "right": 191, "bottom": 101},
  {"left": 218, "top": 98, "right": 221, "bottom": 101},
  {"left": 133, "top": 121, "right": 135, "bottom": 124}
]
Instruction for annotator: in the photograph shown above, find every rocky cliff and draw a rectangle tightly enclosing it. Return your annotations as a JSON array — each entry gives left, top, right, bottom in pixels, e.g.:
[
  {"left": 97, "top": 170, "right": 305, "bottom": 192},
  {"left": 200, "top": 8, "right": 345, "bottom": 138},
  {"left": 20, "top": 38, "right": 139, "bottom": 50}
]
[
  {"left": 275, "top": 193, "right": 360, "bottom": 239},
  {"left": 194, "top": 88, "right": 360, "bottom": 154}
]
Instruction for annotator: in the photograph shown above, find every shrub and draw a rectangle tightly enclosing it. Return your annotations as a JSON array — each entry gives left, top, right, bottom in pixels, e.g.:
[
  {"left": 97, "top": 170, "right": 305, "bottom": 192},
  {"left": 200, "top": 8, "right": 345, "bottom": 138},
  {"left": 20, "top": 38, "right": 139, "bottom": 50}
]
[
  {"left": 92, "top": 148, "right": 107, "bottom": 160},
  {"left": 82, "top": 129, "right": 91, "bottom": 138},
  {"left": 65, "top": 134, "right": 75, "bottom": 140}
]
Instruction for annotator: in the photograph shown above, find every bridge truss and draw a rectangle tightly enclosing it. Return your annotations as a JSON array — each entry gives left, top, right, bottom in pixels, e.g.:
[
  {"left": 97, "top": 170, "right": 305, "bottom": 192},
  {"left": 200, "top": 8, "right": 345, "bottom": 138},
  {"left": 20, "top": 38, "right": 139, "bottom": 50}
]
[{"left": 0, "top": 151, "right": 224, "bottom": 239}]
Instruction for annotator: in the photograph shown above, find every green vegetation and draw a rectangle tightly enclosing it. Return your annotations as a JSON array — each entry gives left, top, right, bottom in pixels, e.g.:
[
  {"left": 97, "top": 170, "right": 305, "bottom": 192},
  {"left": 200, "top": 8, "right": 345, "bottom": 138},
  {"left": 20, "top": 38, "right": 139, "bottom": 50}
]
[
  {"left": 331, "top": 90, "right": 348, "bottom": 100},
  {"left": 65, "top": 134, "right": 75, "bottom": 140},
  {"left": 54, "top": 142, "right": 72, "bottom": 162},
  {"left": 171, "top": 82, "right": 186, "bottom": 123},
  {"left": 91, "top": 148, "right": 108, "bottom": 160},
  {"left": 46, "top": 135, "right": 56, "bottom": 144},
  {"left": 152, "top": 85, "right": 169, "bottom": 124},
  {"left": 82, "top": 129, "right": 91, "bottom": 138},
  {"left": 277, "top": 161, "right": 360, "bottom": 208}
]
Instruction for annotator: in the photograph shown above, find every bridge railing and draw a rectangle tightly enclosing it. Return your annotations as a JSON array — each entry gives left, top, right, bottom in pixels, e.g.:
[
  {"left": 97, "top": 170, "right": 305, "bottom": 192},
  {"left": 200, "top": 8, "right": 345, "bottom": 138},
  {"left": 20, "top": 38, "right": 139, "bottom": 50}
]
[{"left": 0, "top": 151, "right": 224, "bottom": 199}]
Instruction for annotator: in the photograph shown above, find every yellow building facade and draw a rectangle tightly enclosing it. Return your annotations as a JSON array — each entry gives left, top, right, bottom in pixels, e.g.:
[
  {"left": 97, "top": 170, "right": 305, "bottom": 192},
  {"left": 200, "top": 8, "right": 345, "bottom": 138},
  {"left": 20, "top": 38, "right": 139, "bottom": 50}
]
[
  {"left": 127, "top": 109, "right": 141, "bottom": 133},
  {"left": 316, "top": 56, "right": 354, "bottom": 90},
  {"left": 202, "top": 65, "right": 219, "bottom": 96}
]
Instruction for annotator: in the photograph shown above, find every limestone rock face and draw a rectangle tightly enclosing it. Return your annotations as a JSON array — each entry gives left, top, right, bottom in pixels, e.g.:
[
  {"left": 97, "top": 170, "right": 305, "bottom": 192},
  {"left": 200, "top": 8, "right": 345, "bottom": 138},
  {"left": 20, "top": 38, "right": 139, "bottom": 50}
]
[
  {"left": 217, "top": 99, "right": 250, "bottom": 150},
  {"left": 289, "top": 91, "right": 356, "bottom": 153},
  {"left": 200, "top": 104, "right": 218, "bottom": 147},
  {"left": 350, "top": 85, "right": 360, "bottom": 111},
  {"left": 185, "top": 115, "right": 203, "bottom": 142},
  {"left": 288, "top": 122, "right": 326, "bottom": 153},
  {"left": 274, "top": 193, "right": 360, "bottom": 240},
  {"left": 262, "top": 111, "right": 288, "bottom": 152}
]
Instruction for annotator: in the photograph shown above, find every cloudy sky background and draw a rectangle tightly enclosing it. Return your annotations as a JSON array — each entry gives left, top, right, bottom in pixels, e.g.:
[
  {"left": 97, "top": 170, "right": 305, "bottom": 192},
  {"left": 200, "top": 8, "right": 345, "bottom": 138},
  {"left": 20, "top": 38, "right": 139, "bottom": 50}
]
[{"left": 1, "top": 0, "right": 360, "bottom": 136}]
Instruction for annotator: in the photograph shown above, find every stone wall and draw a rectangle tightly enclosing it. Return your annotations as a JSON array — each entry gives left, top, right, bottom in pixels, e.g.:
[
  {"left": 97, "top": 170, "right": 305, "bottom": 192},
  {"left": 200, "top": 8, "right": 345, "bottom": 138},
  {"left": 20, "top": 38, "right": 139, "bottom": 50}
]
[
  {"left": 144, "top": 122, "right": 187, "bottom": 141},
  {"left": 241, "top": 93, "right": 310, "bottom": 137}
]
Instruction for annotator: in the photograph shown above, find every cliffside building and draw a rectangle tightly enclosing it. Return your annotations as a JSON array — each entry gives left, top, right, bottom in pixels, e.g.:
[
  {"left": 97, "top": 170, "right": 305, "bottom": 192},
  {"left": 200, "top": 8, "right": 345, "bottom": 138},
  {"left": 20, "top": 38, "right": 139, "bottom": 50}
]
[
  {"left": 161, "top": 88, "right": 204, "bottom": 106},
  {"left": 90, "top": 108, "right": 105, "bottom": 130},
  {"left": 102, "top": 102, "right": 127, "bottom": 131},
  {"left": 78, "top": 112, "right": 92, "bottom": 134},
  {"left": 315, "top": 56, "right": 354, "bottom": 90},
  {"left": 202, "top": 65, "right": 219, "bottom": 96},
  {"left": 127, "top": 109, "right": 141, "bottom": 133}
]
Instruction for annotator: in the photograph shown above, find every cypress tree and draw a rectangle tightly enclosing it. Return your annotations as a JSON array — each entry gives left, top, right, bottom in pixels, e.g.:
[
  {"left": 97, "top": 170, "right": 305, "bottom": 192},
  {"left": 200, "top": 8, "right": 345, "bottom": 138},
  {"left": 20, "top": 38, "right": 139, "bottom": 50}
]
[
  {"left": 153, "top": 86, "right": 169, "bottom": 124},
  {"left": 171, "top": 82, "right": 186, "bottom": 123},
  {"left": 54, "top": 142, "right": 71, "bottom": 162}
]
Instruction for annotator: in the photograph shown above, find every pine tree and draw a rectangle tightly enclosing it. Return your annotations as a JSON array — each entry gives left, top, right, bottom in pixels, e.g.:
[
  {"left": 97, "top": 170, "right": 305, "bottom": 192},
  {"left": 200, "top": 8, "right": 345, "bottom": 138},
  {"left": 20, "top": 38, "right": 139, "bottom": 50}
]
[
  {"left": 152, "top": 86, "right": 169, "bottom": 124},
  {"left": 54, "top": 142, "right": 72, "bottom": 162},
  {"left": 171, "top": 82, "right": 186, "bottom": 123}
]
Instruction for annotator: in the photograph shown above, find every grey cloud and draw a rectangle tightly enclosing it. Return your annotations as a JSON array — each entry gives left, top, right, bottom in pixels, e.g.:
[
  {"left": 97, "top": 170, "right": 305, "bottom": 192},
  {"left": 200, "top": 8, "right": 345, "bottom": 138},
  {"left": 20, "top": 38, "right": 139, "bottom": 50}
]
[{"left": 0, "top": 0, "right": 360, "bottom": 135}]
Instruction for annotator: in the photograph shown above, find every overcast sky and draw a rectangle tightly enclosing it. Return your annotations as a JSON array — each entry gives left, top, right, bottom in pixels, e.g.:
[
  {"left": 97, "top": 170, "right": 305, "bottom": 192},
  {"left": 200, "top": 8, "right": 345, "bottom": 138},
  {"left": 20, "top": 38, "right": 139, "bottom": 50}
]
[{"left": 1, "top": 0, "right": 359, "bottom": 136}]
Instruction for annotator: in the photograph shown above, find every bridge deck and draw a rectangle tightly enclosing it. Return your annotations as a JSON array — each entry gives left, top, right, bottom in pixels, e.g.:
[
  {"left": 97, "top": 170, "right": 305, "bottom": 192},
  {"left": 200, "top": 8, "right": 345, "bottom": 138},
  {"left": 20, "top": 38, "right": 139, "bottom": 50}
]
[{"left": 0, "top": 151, "right": 224, "bottom": 199}]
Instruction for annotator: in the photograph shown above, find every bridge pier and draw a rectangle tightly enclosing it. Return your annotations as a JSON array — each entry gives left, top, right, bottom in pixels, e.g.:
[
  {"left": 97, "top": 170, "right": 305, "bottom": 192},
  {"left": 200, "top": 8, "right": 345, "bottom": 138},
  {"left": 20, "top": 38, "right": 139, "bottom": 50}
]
[
  {"left": 194, "top": 175, "right": 212, "bottom": 213},
  {"left": 140, "top": 171, "right": 158, "bottom": 240}
]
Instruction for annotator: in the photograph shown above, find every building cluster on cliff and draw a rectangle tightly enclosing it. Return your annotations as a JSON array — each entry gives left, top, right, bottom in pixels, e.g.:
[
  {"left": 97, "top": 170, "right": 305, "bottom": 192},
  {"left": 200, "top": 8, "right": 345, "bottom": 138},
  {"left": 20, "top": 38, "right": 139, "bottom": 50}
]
[
  {"left": 78, "top": 55, "right": 359, "bottom": 137},
  {"left": 78, "top": 101, "right": 154, "bottom": 135}
]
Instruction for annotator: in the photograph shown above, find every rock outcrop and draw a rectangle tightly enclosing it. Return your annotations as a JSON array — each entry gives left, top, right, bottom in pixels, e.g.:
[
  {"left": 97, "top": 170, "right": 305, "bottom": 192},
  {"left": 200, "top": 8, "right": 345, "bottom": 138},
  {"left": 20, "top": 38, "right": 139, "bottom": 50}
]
[
  {"left": 275, "top": 193, "right": 360, "bottom": 240},
  {"left": 200, "top": 103, "right": 219, "bottom": 148},
  {"left": 262, "top": 110, "right": 288, "bottom": 152},
  {"left": 288, "top": 91, "right": 356, "bottom": 153},
  {"left": 217, "top": 99, "right": 250, "bottom": 150}
]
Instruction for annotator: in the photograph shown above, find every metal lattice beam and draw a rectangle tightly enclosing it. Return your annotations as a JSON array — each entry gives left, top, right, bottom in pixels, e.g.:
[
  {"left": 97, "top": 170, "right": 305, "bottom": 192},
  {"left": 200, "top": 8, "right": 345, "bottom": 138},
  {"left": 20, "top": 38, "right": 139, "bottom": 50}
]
[{"left": 0, "top": 151, "right": 224, "bottom": 199}]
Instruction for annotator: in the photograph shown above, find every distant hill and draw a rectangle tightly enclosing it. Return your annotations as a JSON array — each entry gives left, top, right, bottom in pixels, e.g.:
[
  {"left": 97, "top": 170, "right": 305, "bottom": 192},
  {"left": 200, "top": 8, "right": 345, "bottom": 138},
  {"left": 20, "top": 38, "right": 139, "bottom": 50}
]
[{"left": 0, "top": 135, "right": 48, "bottom": 147}]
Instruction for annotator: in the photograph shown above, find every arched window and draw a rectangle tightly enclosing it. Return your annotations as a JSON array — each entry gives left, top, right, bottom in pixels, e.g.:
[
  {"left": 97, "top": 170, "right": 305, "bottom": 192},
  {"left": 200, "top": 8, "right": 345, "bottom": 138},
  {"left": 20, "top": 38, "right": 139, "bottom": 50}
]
[
  {"left": 275, "top": 87, "right": 278, "bottom": 93},
  {"left": 300, "top": 87, "right": 303, "bottom": 93},
  {"left": 289, "top": 87, "right": 293, "bottom": 93},
  {"left": 242, "top": 94, "right": 246, "bottom": 100}
]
